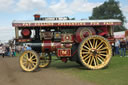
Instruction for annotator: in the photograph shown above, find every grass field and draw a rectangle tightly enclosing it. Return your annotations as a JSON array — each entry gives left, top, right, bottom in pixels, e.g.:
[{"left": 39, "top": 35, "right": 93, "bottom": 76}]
[{"left": 50, "top": 55, "right": 128, "bottom": 85}]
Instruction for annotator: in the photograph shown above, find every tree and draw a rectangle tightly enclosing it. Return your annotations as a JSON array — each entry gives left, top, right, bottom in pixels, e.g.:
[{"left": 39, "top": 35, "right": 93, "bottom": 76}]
[{"left": 89, "top": 0, "right": 126, "bottom": 32}]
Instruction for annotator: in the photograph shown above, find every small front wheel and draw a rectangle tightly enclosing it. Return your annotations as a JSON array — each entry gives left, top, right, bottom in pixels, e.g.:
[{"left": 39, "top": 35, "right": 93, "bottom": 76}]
[{"left": 20, "top": 50, "right": 39, "bottom": 72}]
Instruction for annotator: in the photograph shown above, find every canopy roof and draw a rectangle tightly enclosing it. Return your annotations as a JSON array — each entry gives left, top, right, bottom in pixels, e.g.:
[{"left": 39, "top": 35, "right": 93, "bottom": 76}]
[{"left": 12, "top": 19, "right": 121, "bottom": 27}]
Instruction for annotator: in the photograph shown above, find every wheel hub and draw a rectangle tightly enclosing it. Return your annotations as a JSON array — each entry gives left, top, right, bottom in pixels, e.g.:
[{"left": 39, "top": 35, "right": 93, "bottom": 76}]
[{"left": 90, "top": 49, "right": 97, "bottom": 56}]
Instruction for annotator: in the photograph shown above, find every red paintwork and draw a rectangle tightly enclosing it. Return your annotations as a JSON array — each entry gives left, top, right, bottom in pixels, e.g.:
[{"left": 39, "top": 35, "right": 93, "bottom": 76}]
[
  {"left": 41, "top": 40, "right": 72, "bottom": 52},
  {"left": 61, "top": 34, "right": 74, "bottom": 43},
  {"left": 107, "top": 37, "right": 115, "bottom": 45},
  {"left": 21, "top": 29, "right": 31, "bottom": 36},
  {"left": 61, "top": 58, "right": 68, "bottom": 63},
  {"left": 12, "top": 22, "right": 121, "bottom": 27},
  {"left": 42, "top": 40, "right": 52, "bottom": 51},
  {"left": 98, "top": 27, "right": 108, "bottom": 36},
  {"left": 75, "top": 28, "right": 96, "bottom": 43},
  {"left": 34, "top": 14, "right": 40, "bottom": 18},
  {"left": 16, "top": 39, "right": 31, "bottom": 42},
  {"left": 57, "top": 48, "right": 71, "bottom": 57}
]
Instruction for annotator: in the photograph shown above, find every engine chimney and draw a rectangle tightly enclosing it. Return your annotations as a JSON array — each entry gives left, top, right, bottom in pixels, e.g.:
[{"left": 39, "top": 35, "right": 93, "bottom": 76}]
[{"left": 34, "top": 14, "right": 40, "bottom": 20}]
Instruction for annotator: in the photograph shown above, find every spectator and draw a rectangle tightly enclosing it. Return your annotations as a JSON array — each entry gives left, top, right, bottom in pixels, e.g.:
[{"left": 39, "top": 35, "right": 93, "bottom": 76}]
[
  {"left": 5, "top": 46, "right": 9, "bottom": 56},
  {"left": 115, "top": 39, "right": 120, "bottom": 55},
  {"left": 9, "top": 46, "right": 12, "bottom": 57},
  {"left": 112, "top": 42, "right": 115, "bottom": 56},
  {"left": 22, "top": 46, "right": 26, "bottom": 52},
  {"left": 120, "top": 39, "right": 126, "bottom": 57},
  {"left": 26, "top": 45, "right": 32, "bottom": 50},
  {"left": 0, "top": 44, "right": 6, "bottom": 58},
  {"left": 12, "top": 45, "right": 16, "bottom": 57}
]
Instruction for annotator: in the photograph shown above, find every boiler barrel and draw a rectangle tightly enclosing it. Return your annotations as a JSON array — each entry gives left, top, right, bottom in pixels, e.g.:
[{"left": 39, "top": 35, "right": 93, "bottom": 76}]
[{"left": 28, "top": 40, "right": 72, "bottom": 53}]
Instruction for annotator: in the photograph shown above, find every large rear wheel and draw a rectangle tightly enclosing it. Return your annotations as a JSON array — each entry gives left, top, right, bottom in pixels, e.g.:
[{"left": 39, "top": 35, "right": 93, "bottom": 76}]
[
  {"left": 20, "top": 50, "right": 39, "bottom": 72},
  {"left": 78, "top": 35, "right": 112, "bottom": 69}
]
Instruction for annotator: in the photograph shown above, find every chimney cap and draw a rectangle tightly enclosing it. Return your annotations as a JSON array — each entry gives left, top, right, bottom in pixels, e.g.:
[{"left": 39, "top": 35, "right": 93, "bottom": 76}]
[{"left": 34, "top": 14, "right": 40, "bottom": 18}]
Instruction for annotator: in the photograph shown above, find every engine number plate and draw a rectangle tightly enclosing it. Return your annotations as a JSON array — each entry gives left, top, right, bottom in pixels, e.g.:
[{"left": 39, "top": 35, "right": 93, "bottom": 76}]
[{"left": 57, "top": 48, "right": 71, "bottom": 57}]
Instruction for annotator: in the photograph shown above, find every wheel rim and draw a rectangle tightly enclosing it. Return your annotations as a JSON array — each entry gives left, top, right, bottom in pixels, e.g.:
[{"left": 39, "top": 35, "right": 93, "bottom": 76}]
[
  {"left": 79, "top": 35, "right": 112, "bottom": 69},
  {"left": 39, "top": 53, "right": 51, "bottom": 68},
  {"left": 20, "top": 51, "right": 39, "bottom": 72}
]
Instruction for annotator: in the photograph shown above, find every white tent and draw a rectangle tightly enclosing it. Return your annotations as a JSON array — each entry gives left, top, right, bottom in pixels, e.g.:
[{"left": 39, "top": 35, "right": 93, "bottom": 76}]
[{"left": 114, "top": 31, "right": 125, "bottom": 39}]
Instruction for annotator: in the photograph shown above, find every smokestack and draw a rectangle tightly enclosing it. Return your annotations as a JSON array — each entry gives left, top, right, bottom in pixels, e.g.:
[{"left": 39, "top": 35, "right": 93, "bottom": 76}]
[{"left": 34, "top": 14, "right": 40, "bottom": 20}]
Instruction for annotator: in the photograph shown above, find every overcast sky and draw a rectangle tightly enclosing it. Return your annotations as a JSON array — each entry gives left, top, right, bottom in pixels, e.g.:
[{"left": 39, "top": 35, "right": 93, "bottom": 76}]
[{"left": 0, "top": 0, "right": 128, "bottom": 42}]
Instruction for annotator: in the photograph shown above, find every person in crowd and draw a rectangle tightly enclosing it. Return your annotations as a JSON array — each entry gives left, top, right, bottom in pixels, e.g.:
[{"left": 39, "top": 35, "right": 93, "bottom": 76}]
[
  {"left": 26, "top": 44, "right": 32, "bottom": 50},
  {"left": 112, "top": 42, "right": 115, "bottom": 56},
  {"left": 115, "top": 39, "right": 120, "bottom": 55},
  {"left": 12, "top": 45, "right": 16, "bottom": 57},
  {"left": 22, "top": 46, "right": 26, "bottom": 52},
  {"left": 120, "top": 39, "right": 126, "bottom": 57},
  {"left": 126, "top": 37, "right": 128, "bottom": 50},
  {"left": 9, "top": 46, "right": 12, "bottom": 57},
  {"left": 0, "top": 44, "right": 6, "bottom": 58},
  {"left": 5, "top": 46, "right": 9, "bottom": 56}
]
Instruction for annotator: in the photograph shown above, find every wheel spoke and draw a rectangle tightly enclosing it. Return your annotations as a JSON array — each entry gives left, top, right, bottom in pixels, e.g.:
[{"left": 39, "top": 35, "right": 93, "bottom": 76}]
[
  {"left": 83, "top": 45, "right": 90, "bottom": 50},
  {"left": 97, "top": 57, "right": 103, "bottom": 63},
  {"left": 23, "top": 54, "right": 28, "bottom": 60},
  {"left": 95, "top": 40, "right": 98, "bottom": 48},
  {"left": 93, "top": 39, "right": 95, "bottom": 48},
  {"left": 31, "top": 62, "right": 36, "bottom": 67},
  {"left": 99, "top": 53, "right": 107, "bottom": 57},
  {"left": 30, "top": 55, "right": 35, "bottom": 60},
  {"left": 82, "top": 51, "right": 89, "bottom": 54},
  {"left": 98, "top": 51, "right": 107, "bottom": 53},
  {"left": 86, "top": 41, "right": 91, "bottom": 48},
  {"left": 32, "top": 58, "right": 36, "bottom": 61},
  {"left": 32, "top": 60, "right": 37, "bottom": 64},
  {"left": 99, "top": 47, "right": 107, "bottom": 51},
  {"left": 95, "top": 56, "right": 99, "bottom": 65},
  {"left": 29, "top": 63, "right": 33, "bottom": 69},
  {"left": 89, "top": 40, "right": 93, "bottom": 48},
  {"left": 83, "top": 54, "right": 88, "bottom": 60},
  {"left": 97, "top": 43, "right": 104, "bottom": 50},
  {"left": 22, "top": 61, "right": 27, "bottom": 64},
  {"left": 90, "top": 56, "right": 94, "bottom": 65},
  {"left": 27, "top": 63, "right": 31, "bottom": 69},
  {"left": 96, "top": 41, "right": 103, "bottom": 49},
  {"left": 82, "top": 48, "right": 88, "bottom": 51},
  {"left": 87, "top": 55, "right": 92, "bottom": 64},
  {"left": 98, "top": 55, "right": 105, "bottom": 61},
  {"left": 93, "top": 58, "right": 97, "bottom": 66},
  {"left": 26, "top": 53, "right": 29, "bottom": 59},
  {"left": 83, "top": 54, "right": 89, "bottom": 60},
  {"left": 23, "top": 58, "right": 27, "bottom": 61}
]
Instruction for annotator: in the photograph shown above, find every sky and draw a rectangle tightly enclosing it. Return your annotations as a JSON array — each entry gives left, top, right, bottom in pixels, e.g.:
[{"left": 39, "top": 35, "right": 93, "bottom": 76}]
[{"left": 0, "top": 0, "right": 128, "bottom": 42}]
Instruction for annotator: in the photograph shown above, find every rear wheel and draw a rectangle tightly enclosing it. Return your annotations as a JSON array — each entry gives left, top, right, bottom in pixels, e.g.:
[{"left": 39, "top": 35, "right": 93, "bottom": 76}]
[
  {"left": 39, "top": 53, "right": 51, "bottom": 68},
  {"left": 78, "top": 35, "right": 112, "bottom": 69},
  {"left": 20, "top": 50, "right": 39, "bottom": 72}
]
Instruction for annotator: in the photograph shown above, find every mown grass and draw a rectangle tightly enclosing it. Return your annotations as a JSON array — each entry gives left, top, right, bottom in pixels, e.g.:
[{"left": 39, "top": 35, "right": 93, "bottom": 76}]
[
  {"left": 50, "top": 55, "right": 128, "bottom": 85},
  {"left": 15, "top": 51, "right": 128, "bottom": 85}
]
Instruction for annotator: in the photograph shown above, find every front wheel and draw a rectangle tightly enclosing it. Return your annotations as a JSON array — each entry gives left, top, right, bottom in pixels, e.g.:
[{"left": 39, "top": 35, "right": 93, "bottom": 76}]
[
  {"left": 19, "top": 50, "right": 40, "bottom": 72},
  {"left": 78, "top": 35, "right": 112, "bottom": 70}
]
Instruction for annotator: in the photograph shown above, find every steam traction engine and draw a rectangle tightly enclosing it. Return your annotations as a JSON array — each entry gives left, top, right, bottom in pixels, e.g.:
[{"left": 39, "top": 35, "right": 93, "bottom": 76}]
[{"left": 12, "top": 14, "right": 121, "bottom": 72}]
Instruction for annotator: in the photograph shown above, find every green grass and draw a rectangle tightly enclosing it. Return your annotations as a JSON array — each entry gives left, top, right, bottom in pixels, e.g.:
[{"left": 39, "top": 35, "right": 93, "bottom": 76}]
[{"left": 50, "top": 55, "right": 128, "bottom": 85}]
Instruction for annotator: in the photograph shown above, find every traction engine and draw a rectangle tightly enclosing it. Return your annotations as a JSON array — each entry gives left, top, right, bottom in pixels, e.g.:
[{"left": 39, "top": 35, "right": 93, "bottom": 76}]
[{"left": 12, "top": 14, "right": 121, "bottom": 72}]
